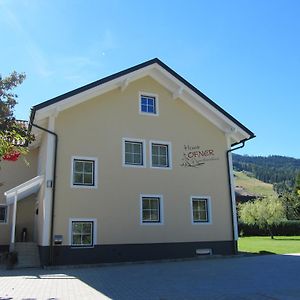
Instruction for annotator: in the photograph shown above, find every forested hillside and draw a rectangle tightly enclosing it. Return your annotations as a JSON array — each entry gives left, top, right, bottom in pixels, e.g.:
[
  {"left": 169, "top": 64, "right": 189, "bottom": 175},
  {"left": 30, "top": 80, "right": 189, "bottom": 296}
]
[{"left": 232, "top": 154, "right": 300, "bottom": 193}]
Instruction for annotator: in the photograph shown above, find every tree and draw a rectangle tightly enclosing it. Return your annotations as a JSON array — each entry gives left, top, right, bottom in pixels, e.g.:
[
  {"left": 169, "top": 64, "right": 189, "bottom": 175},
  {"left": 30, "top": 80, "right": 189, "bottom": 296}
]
[
  {"left": 238, "top": 197, "right": 285, "bottom": 239},
  {"left": 294, "top": 172, "right": 300, "bottom": 197},
  {"left": 0, "top": 71, "right": 34, "bottom": 161}
]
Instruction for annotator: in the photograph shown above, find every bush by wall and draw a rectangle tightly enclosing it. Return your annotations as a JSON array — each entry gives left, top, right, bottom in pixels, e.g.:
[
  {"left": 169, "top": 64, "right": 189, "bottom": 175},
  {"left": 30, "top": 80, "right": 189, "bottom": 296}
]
[{"left": 239, "top": 220, "right": 300, "bottom": 236}]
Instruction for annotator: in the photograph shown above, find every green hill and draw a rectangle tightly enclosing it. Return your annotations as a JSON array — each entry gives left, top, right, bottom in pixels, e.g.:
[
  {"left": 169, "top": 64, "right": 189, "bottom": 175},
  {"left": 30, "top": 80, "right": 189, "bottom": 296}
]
[
  {"left": 234, "top": 171, "right": 277, "bottom": 199},
  {"left": 233, "top": 154, "right": 300, "bottom": 194}
]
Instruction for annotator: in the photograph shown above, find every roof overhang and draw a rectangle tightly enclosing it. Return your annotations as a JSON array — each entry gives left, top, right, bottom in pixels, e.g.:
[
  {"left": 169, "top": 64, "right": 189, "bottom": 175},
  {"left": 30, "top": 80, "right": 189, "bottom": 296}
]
[
  {"left": 5, "top": 175, "right": 44, "bottom": 205},
  {"left": 29, "top": 58, "right": 255, "bottom": 146}
]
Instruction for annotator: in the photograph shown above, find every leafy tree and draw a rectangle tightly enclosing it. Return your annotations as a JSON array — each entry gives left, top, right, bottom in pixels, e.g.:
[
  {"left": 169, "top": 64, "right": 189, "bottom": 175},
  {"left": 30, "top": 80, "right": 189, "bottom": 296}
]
[
  {"left": 0, "top": 71, "right": 34, "bottom": 161},
  {"left": 294, "top": 172, "right": 300, "bottom": 197},
  {"left": 239, "top": 197, "right": 285, "bottom": 239}
]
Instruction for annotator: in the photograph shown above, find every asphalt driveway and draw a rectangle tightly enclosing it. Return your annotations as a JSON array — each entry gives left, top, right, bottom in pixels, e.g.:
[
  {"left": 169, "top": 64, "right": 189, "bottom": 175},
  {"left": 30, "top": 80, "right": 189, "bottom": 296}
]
[{"left": 1, "top": 254, "right": 300, "bottom": 299}]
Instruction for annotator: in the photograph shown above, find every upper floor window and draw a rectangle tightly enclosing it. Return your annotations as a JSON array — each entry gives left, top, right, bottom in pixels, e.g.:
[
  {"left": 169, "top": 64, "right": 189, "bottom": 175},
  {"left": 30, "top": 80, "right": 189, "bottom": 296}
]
[
  {"left": 0, "top": 205, "right": 8, "bottom": 224},
  {"left": 71, "top": 156, "right": 98, "bottom": 188},
  {"left": 191, "top": 197, "right": 211, "bottom": 224},
  {"left": 123, "top": 138, "right": 146, "bottom": 168},
  {"left": 139, "top": 93, "right": 159, "bottom": 116},
  {"left": 150, "top": 141, "right": 172, "bottom": 169}
]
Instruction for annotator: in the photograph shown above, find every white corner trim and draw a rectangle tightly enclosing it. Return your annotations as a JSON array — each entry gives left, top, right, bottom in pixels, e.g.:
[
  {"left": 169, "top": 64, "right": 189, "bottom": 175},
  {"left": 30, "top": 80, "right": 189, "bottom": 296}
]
[
  {"left": 190, "top": 195, "right": 212, "bottom": 225},
  {"left": 122, "top": 138, "right": 146, "bottom": 168},
  {"left": 149, "top": 140, "right": 173, "bottom": 170},
  {"left": 138, "top": 91, "right": 159, "bottom": 116},
  {"left": 70, "top": 156, "right": 98, "bottom": 189},
  {"left": 69, "top": 218, "right": 97, "bottom": 247},
  {"left": 140, "top": 194, "right": 164, "bottom": 225}
]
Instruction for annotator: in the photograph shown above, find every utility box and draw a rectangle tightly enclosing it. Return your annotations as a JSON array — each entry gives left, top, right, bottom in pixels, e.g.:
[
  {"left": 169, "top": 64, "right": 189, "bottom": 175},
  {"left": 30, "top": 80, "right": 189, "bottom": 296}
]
[{"left": 54, "top": 235, "right": 63, "bottom": 245}]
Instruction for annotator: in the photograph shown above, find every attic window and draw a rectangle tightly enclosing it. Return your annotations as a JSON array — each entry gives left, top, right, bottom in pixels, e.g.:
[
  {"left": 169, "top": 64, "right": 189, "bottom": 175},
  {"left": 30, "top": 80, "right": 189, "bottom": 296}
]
[{"left": 139, "top": 93, "right": 158, "bottom": 115}]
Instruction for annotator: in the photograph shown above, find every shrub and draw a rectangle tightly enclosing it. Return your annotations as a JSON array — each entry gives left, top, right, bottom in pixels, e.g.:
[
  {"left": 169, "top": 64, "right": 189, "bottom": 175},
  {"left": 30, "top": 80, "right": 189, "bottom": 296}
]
[{"left": 239, "top": 220, "right": 300, "bottom": 236}]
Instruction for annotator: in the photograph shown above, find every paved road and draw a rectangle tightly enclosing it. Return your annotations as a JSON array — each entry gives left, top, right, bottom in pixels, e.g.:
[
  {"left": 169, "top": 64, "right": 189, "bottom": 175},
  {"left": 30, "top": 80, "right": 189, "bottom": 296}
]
[{"left": 1, "top": 254, "right": 300, "bottom": 299}]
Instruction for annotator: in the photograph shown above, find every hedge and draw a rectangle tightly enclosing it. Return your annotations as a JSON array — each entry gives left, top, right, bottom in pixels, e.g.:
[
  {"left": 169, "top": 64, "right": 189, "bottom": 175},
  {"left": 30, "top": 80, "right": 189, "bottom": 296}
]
[{"left": 238, "top": 220, "right": 300, "bottom": 236}]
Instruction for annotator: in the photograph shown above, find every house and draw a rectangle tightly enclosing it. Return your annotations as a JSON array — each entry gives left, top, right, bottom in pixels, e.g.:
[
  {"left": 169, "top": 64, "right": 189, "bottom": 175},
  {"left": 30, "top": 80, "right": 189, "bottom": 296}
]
[{"left": 0, "top": 58, "right": 255, "bottom": 266}]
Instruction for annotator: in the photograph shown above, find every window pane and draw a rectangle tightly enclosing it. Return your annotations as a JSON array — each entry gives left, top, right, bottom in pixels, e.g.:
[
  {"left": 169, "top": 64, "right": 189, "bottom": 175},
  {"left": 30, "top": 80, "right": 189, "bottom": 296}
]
[
  {"left": 200, "top": 211, "right": 208, "bottom": 221},
  {"left": 151, "top": 211, "right": 159, "bottom": 221},
  {"left": 148, "top": 105, "right": 154, "bottom": 113},
  {"left": 125, "top": 153, "right": 132, "bottom": 164},
  {"left": 152, "top": 145, "right": 158, "bottom": 155},
  {"left": 160, "top": 146, "right": 167, "bottom": 155},
  {"left": 147, "top": 98, "right": 154, "bottom": 106},
  {"left": 133, "top": 154, "right": 141, "bottom": 164},
  {"left": 72, "top": 235, "right": 81, "bottom": 245},
  {"left": 133, "top": 143, "right": 141, "bottom": 154},
  {"left": 84, "top": 173, "right": 93, "bottom": 185},
  {"left": 143, "top": 199, "right": 150, "bottom": 209},
  {"left": 141, "top": 97, "right": 147, "bottom": 105},
  {"left": 143, "top": 210, "right": 151, "bottom": 221},
  {"left": 82, "top": 234, "right": 92, "bottom": 245},
  {"left": 199, "top": 200, "right": 207, "bottom": 211},
  {"left": 74, "top": 161, "right": 83, "bottom": 172},
  {"left": 82, "top": 223, "right": 92, "bottom": 233},
  {"left": 72, "top": 222, "right": 82, "bottom": 233},
  {"left": 74, "top": 173, "right": 83, "bottom": 184},
  {"left": 141, "top": 105, "right": 148, "bottom": 112},
  {"left": 84, "top": 162, "right": 93, "bottom": 172},
  {"left": 152, "top": 155, "right": 159, "bottom": 166},
  {"left": 160, "top": 156, "right": 167, "bottom": 166},
  {"left": 193, "top": 211, "right": 200, "bottom": 221},
  {"left": 150, "top": 199, "right": 159, "bottom": 209},
  {"left": 125, "top": 142, "right": 132, "bottom": 153}
]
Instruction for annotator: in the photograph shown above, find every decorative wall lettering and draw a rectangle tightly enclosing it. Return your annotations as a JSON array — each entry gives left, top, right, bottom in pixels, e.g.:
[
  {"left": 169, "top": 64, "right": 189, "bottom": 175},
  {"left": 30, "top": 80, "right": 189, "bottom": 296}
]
[{"left": 181, "top": 145, "right": 219, "bottom": 167}]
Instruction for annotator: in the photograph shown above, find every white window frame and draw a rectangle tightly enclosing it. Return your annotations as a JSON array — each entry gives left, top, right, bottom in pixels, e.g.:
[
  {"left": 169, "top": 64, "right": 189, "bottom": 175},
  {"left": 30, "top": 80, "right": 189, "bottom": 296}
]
[
  {"left": 71, "top": 156, "right": 98, "bottom": 189},
  {"left": 0, "top": 205, "right": 8, "bottom": 224},
  {"left": 140, "top": 194, "right": 164, "bottom": 225},
  {"left": 149, "top": 140, "right": 172, "bottom": 169},
  {"left": 69, "top": 218, "right": 97, "bottom": 248},
  {"left": 122, "top": 138, "right": 146, "bottom": 168},
  {"left": 139, "top": 92, "right": 159, "bottom": 116},
  {"left": 190, "top": 196, "right": 212, "bottom": 225}
]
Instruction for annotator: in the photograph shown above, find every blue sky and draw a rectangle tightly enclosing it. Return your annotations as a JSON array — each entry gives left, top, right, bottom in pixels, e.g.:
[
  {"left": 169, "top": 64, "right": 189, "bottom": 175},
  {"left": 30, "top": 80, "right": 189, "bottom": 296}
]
[{"left": 1, "top": 0, "right": 299, "bottom": 158}]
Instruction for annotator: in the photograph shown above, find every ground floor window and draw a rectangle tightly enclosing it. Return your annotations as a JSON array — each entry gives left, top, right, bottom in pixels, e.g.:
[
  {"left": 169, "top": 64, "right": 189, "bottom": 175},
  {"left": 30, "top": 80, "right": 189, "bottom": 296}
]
[
  {"left": 0, "top": 205, "right": 8, "bottom": 223},
  {"left": 70, "top": 219, "right": 96, "bottom": 247},
  {"left": 140, "top": 195, "right": 163, "bottom": 224},
  {"left": 191, "top": 197, "right": 211, "bottom": 223}
]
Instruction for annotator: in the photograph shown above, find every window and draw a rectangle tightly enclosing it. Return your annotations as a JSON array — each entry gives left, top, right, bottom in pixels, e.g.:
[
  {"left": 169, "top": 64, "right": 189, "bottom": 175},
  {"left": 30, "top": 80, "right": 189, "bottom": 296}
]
[
  {"left": 150, "top": 141, "right": 172, "bottom": 169},
  {"left": 70, "top": 219, "right": 96, "bottom": 247},
  {"left": 191, "top": 197, "right": 211, "bottom": 223},
  {"left": 140, "top": 195, "right": 163, "bottom": 224},
  {"left": 71, "top": 156, "right": 98, "bottom": 188},
  {"left": 139, "top": 93, "right": 159, "bottom": 116},
  {"left": 0, "top": 205, "right": 8, "bottom": 224},
  {"left": 122, "top": 138, "right": 146, "bottom": 167}
]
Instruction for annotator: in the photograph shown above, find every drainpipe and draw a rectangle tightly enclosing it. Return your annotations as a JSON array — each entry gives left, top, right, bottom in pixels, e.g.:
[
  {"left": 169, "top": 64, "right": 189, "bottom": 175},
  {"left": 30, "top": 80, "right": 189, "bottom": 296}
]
[
  {"left": 226, "top": 137, "right": 252, "bottom": 254},
  {"left": 29, "top": 111, "right": 58, "bottom": 266}
]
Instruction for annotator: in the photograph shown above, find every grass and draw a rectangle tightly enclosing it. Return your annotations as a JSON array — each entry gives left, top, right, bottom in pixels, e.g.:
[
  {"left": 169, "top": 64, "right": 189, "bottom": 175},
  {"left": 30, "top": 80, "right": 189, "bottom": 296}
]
[
  {"left": 234, "top": 171, "right": 277, "bottom": 198},
  {"left": 238, "top": 236, "right": 300, "bottom": 254}
]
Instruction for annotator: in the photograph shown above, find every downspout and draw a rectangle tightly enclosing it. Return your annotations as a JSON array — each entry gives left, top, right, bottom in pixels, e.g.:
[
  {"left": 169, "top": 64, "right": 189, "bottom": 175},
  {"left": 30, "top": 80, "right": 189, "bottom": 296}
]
[
  {"left": 226, "top": 138, "right": 248, "bottom": 254},
  {"left": 29, "top": 110, "right": 58, "bottom": 266}
]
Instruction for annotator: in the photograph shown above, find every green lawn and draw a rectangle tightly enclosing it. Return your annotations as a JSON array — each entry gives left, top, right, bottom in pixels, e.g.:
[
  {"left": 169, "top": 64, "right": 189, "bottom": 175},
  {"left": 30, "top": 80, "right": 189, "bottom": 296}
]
[{"left": 238, "top": 236, "right": 300, "bottom": 254}]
